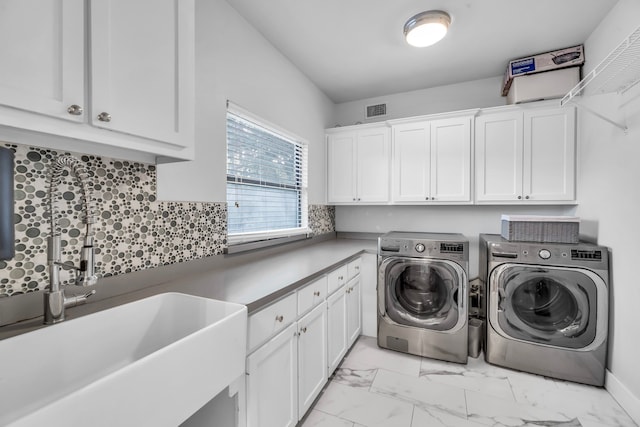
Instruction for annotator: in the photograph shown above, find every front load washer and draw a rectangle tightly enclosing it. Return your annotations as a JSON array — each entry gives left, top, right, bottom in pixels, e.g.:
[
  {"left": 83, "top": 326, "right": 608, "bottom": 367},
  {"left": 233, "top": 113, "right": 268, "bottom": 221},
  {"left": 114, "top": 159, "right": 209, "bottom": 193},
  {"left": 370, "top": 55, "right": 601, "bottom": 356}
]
[
  {"left": 481, "top": 234, "right": 609, "bottom": 386},
  {"left": 378, "top": 232, "right": 469, "bottom": 363}
]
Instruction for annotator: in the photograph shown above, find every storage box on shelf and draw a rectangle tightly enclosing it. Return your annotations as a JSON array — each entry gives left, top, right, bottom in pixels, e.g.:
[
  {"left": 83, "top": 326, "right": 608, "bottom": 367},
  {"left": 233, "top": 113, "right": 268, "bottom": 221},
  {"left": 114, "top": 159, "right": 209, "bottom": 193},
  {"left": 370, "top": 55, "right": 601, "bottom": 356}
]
[
  {"left": 502, "top": 45, "right": 584, "bottom": 96},
  {"left": 507, "top": 67, "right": 580, "bottom": 104}
]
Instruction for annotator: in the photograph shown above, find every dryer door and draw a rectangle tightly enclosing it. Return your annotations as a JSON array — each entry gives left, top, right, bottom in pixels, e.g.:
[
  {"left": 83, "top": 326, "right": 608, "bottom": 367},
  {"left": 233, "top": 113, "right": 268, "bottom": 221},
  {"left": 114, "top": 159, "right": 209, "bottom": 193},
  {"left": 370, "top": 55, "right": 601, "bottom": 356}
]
[
  {"left": 489, "top": 264, "right": 607, "bottom": 350},
  {"left": 380, "top": 257, "right": 467, "bottom": 332}
]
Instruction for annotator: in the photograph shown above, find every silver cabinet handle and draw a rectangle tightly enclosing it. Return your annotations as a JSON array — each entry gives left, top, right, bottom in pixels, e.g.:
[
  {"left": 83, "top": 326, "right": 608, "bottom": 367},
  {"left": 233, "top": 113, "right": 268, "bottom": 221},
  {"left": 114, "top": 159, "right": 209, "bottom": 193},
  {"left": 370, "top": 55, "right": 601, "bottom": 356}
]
[
  {"left": 67, "top": 104, "right": 83, "bottom": 116},
  {"left": 275, "top": 315, "right": 284, "bottom": 322},
  {"left": 525, "top": 195, "right": 530, "bottom": 200},
  {"left": 301, "top": 327, "right": 307, "bottom": 333},
  {"left": 517, "top": 195, "right": 522, "bottom": 200},
  {"left": 97, "top": 112, "right": 112, "bottom": 122},
  {"left": 313, "top": 291, "right": 320, "bottom": 296}
]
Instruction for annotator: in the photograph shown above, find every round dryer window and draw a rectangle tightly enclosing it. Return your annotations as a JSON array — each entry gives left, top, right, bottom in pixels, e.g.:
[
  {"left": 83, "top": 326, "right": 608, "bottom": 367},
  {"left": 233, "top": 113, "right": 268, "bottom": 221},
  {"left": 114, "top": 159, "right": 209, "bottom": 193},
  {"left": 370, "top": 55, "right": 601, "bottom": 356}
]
[
  {"left": 383, "top": 258, "right": 464, "bottom": 331},
  {"left": 490, "top": 264, "right": 602, "bottom": 349}
]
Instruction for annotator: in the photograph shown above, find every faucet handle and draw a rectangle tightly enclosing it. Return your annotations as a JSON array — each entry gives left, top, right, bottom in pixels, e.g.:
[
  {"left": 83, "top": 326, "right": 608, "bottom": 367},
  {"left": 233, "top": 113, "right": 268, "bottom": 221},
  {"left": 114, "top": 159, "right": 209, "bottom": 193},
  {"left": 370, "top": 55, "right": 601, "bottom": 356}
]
[{"left": 65, "top": 289, "right": 96, "bottom": 308}]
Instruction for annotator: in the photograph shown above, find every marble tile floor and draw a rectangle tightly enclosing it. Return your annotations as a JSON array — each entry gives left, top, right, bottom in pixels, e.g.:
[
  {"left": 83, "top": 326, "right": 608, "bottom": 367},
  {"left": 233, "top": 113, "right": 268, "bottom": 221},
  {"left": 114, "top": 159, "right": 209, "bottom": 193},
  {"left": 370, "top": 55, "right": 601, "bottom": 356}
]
[{"left": 300, "top": 336, "right": 637, "bottom": 427}]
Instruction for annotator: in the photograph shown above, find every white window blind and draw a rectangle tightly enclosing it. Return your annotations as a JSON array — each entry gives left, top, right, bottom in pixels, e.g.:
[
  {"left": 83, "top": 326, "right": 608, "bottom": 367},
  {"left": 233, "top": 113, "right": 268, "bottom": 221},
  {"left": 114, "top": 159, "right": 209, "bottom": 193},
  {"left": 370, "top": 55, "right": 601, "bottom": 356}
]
[{"left": 226, "top": 106, "right": 308, "bottom": 245}]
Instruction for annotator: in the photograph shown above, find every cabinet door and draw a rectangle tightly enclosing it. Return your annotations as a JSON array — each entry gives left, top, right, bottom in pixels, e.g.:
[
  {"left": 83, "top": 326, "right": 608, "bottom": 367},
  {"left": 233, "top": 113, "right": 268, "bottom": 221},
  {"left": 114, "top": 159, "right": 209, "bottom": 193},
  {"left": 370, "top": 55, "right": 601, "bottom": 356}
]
[
  {"left": 327, "top": 133, "right": 356, "bottom": 203},
  {"left": 475, "top": 111, "right": 523, "bottom": 202},
  {"left": 523, "top": 107, "right": 576, "bottom": 201},
  {"left": 297, "top": 302, "right": 328, "bottom": 419},
  {"left": 392, "top": 123, "right": 430, "bottom": 203},
  {"left": 247, "top": 323, "right": 298, "bottom": 427},
  {"left": 0, "top": 0, "right": 84, "bottom": 122},
  {"left": 430, "top": 117, "right": 472, "bottom": 202},
  {"left": 90, "top": 0, "right": 194, "bottom": 147},
  {"left": 346, "top": 278, "right": 362, "bottom": 347},
  {"left": 327, "top": 287, "right": 348, "bottom": 375},
  {"left": 357, "top": 128, "right": 390, "bottom": 203}
]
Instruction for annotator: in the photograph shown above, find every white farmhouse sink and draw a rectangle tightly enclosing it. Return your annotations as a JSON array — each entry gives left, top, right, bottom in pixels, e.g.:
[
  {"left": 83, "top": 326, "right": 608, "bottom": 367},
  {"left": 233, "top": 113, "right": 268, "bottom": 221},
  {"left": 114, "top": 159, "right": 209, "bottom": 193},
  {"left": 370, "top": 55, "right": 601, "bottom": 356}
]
[{"left": 0, "top": 292, "right": 247, "bottom": 427}]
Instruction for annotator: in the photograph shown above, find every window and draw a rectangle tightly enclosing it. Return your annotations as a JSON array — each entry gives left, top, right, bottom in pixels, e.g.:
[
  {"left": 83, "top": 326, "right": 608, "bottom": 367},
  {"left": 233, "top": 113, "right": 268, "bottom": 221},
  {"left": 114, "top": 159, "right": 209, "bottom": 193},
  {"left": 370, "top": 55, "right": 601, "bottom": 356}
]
[{"left": 226, "top": 104, "right": 308, "bottom": 245}]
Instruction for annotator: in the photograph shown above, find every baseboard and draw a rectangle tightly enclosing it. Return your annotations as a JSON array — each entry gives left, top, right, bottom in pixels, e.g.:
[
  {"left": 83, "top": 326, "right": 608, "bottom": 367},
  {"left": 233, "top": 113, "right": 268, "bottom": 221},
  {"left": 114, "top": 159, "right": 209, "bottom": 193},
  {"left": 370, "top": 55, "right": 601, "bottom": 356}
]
[{"left": 605, "top": 369, "right": 640, "bottom": 425}]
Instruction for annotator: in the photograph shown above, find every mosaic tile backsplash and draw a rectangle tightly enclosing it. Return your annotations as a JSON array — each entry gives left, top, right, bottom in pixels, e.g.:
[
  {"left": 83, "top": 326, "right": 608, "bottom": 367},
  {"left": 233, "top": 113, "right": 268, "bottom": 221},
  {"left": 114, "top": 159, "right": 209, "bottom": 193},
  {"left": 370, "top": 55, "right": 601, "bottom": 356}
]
[{"left": 0, "top": 143, "right": 335, "bottom": 297}]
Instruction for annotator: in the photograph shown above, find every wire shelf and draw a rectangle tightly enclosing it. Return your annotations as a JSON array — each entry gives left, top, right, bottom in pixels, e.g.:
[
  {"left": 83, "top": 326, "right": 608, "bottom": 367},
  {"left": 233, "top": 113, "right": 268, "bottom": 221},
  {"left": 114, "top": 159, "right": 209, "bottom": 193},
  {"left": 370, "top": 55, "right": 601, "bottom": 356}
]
[{"left": 561, "top": 25, "right": 640, "bottom": 106}]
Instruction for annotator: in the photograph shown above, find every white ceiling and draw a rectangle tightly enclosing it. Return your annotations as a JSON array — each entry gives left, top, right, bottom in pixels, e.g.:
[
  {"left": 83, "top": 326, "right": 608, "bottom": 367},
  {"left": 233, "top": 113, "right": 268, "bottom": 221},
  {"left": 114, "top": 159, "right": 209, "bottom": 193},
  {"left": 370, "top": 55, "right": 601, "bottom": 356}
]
[{"left": 225, "top": 0, "right": 618, "bottom": 104}]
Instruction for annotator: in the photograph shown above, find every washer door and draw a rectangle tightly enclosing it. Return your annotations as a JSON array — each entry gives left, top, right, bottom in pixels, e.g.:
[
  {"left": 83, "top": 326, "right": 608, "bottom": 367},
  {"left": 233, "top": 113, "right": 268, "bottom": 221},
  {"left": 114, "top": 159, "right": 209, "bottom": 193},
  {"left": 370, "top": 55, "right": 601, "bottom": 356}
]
[
  {"left": 489, "top": 264, "right": 607, "bottom": 350},
  {"left": 380, "top": 257, "right": 467, "bottom": 332}
]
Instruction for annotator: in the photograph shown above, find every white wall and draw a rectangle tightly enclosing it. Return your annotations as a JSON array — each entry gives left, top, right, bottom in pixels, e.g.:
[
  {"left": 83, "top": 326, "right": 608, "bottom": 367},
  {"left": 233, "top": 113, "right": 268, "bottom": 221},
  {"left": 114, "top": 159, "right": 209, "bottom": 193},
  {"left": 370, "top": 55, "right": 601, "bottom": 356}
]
[
  {"left": 333, "top": 76, "right": 506, "bottom": 127},
  {"left": 157, "top": 0, "right": 334, "bottom": 204},
  {"left": 574, "top": 0, "right": 640, "bottom": 419}
]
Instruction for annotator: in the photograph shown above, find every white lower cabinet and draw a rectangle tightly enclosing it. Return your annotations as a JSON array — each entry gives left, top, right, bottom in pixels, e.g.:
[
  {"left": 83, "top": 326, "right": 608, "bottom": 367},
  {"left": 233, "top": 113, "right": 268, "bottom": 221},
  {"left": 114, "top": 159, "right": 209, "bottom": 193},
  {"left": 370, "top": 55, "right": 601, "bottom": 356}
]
[
  {"left": 327, "top": 287, "right": 348, "bottom": 375},
  {"left": 246, "top": 323, "right": 298, "bottom": 427},
  {"left": 246, "top": 303, "right": 328, "bottom": 427},
  {"left": 346, "top": 278, "right": 362, "bottom": 347},
  {"left": 297, "top": 302, "right": 328, "bottom": 418},
  {"left": 245, "top": 257, "right": 364, "bottom": 426}
]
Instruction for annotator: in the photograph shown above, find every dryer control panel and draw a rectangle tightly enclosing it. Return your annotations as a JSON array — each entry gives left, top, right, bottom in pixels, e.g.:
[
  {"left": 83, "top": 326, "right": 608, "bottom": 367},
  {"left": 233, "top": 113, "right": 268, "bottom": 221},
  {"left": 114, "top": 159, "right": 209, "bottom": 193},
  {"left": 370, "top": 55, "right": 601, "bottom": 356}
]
[{"left": 487, "top": 240, "right": 608, "bottom": 269}]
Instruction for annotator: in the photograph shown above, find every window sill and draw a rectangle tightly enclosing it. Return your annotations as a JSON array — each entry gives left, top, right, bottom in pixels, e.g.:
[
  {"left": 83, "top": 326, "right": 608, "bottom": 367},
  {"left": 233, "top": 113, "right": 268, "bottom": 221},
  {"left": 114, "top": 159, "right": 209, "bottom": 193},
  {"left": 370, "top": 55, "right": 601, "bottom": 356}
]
[{"left": 224, "top": 232, "right": 311, "bottom": 254}]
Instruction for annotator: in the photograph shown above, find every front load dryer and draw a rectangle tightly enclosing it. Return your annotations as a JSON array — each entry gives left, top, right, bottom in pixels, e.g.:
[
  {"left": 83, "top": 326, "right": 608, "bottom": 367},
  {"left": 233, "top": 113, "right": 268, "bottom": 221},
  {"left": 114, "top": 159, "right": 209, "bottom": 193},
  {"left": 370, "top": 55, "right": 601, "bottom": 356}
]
[
  {"left": 481, "top": 234, "right": 609, "bottom": 386},
  {"left": 378, "top": 232, "right": 469, "bottom": 363}
]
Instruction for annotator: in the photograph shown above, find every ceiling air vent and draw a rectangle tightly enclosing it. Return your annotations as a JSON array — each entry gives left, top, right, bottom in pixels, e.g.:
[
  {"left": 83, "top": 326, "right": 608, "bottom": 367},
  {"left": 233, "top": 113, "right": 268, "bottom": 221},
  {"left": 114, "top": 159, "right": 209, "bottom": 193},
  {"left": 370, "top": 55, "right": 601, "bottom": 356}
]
[{"left": 365, "top": 103, "right": 387, "bottom": 119}]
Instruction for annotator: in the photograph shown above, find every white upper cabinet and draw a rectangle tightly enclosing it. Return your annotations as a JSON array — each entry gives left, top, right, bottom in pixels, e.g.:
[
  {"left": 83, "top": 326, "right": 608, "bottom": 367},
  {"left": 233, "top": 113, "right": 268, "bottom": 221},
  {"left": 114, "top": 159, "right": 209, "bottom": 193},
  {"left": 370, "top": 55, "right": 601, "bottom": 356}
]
[
  {"left": 392, "top": 123, "right": 429, "bottom": 202},
  {"left": 0, "top": 0, "right": 194, "bottom": 163},
  {"left": 327, "top": 125, "right": 390, "bottom": 204},
  {"left": 0, "top": 0, "right": 84, "bottom": 122},
  {"left": 475, "top": 111, "right": 524, "bottom": 202},
  {"left": 392, "top": 116, "right": 472, "bottom": 203},
  {"left": 523, "top": 107, "right": 576, "bottom": 201},
  {"left": 90, "top": 0, "right": 194, "bottom": 148},
  {"left": 327, "top": 102, "right": 576, "bottom": 206},
  {"left": 475, "top": 105, "right": 575, "bottom": 203},
  {"left": 327, "top": 132, "right": 356, "bottom": 204}
]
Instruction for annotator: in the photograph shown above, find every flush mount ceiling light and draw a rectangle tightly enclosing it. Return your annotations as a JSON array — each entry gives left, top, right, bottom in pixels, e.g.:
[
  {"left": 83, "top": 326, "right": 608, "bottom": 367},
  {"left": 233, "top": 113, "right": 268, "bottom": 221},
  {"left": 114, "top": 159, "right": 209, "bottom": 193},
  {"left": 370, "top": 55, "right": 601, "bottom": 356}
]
[{"left": 403, "top": 10, "right": 451, "bottom": 47}]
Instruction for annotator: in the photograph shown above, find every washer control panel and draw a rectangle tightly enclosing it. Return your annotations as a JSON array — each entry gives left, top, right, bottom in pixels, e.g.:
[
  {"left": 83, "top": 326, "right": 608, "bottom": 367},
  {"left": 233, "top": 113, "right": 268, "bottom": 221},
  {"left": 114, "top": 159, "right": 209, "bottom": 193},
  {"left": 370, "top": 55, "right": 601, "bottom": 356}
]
[{"left": 379, "top": 236, "right": 467, "bottom": 260}]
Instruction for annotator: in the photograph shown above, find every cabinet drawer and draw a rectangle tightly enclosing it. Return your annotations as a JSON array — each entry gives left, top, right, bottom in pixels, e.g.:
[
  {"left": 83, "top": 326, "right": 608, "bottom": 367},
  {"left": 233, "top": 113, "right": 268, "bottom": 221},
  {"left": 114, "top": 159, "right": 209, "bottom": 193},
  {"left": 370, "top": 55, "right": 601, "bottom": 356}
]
[
  {"left": 248, "top": 293, "right": 297, "bottom": 352},
  {"left": 327, "top": 265, "right": 348, "bottom": 295},
  {"left": 297, "top": 276, "right": 328, "bottom": 316},
  {"left": 347, "top": 257, "right": 362, "bottom": 280}
]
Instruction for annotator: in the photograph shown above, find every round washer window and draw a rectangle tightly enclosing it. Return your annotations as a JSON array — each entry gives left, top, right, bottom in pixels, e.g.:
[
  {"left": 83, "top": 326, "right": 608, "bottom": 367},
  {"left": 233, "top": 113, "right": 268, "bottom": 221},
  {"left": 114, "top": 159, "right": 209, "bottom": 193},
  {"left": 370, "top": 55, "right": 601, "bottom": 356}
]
[
  {"left": 511, "top": 277, "right": 579, "bottom": 332},
  {"left": 395, "top": 264, "right": 449, "bottom": 316}
]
